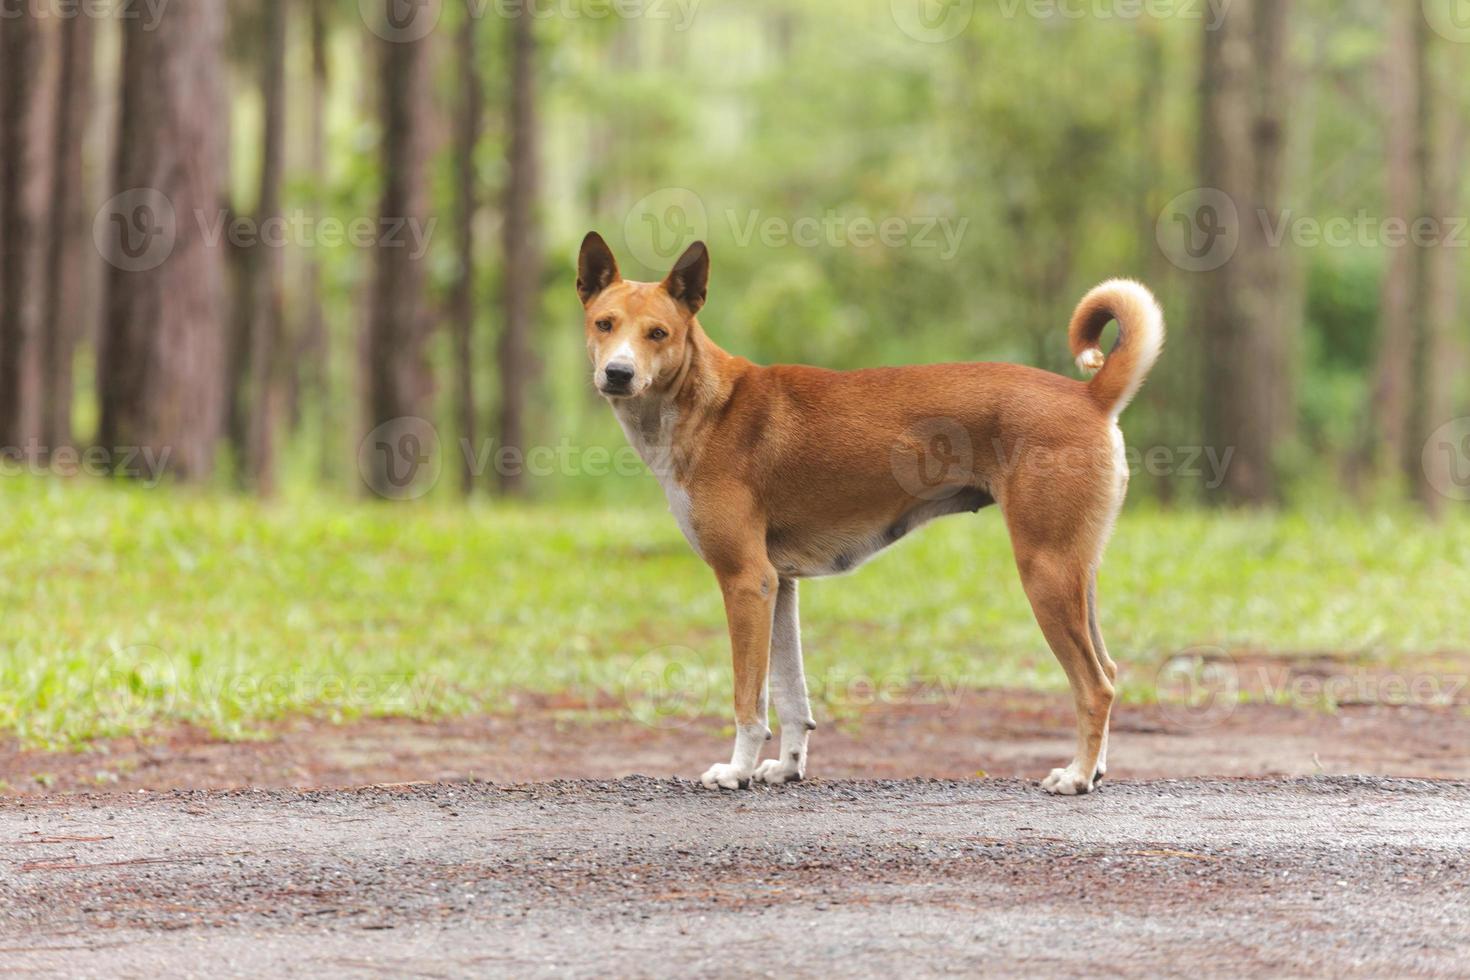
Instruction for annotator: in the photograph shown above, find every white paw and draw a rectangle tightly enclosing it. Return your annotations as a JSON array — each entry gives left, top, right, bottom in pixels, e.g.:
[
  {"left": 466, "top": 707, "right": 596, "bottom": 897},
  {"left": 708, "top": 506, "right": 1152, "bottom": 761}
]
[
  {"left": 752, "top": 757, "right": 804, "bottom": 785},
  {"left": 700, "top": 763, "right": 751, "bottom": 790},
  {"left": 1042, "top": 764, "right": 1097, "bottom": 796}
]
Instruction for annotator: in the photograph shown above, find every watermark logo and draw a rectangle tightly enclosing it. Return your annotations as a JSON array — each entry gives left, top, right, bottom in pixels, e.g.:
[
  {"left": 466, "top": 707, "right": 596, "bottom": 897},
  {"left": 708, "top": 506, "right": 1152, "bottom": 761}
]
[
  {"left": 1258, "top": 210, "right": 1469, "bottom": 250},
  {"left": 992, "top": 0, "right": 1231, "bottom": 29},
  {"left": 358, "top": 416, "right": 443, "bottom": 500},
  {"left": 1, "top": 0, "right": 171, "bottom": 30},
  {"left": 0, "top": 442, "right": 174, "bottom": 486},
  {"left": 1156, "top": 187, "right": 1239, "bottom": 272},
  {"left": 727, "top": 210, "right": 969, "bottom": 260},
  {"left": 360, "top": 0, "right": 443, "bottom": 42},
  {"left": 1159, "top": 188, "right": 1469, "bottom": 270},
  {"left": 620, "top": 646, "right": 712, "bottom": 730},
  {"left": 624, "top": 187, "right": 708, "bottom": 272},
  {"left": 195, "top": 210, "right": 437, "bottom": 259},
  {"left": 889, "top": 417, "right": 975, "bottom": 500},
  {"left": 91, "top": 644, "right": 178, "bottom": 729},
  {"left": 94, "top": 188, "right": 438, "bottom": 267},
  {"left": 891, "top": 0, "right": 974, "bottom": 42},
  {"left": 1422, "top": 417, "right": 1470, "bottom": 501},
  {"left": 621, "top": 188, "right": 968, "bottom": 266},
  {"left": 361, "top": 0, "right": 702, "bottom": 38},
  {"left": 94, "top": 188, "right": 177, "bottom": 272},
  {"left": 1423, "top": 0, "right": 1470, "bottom": 43},
  {"left": 1154, "top": 647, "right": 1238, "bottom": 729}
]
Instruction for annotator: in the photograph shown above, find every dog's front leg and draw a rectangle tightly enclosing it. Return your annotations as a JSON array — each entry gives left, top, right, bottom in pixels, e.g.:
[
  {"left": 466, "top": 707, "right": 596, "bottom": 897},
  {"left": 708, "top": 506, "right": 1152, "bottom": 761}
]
[
  {"left": 753, "top": 578, "right": 814, "bottom": 785},
  {"left": 700, "top": 560, "right": 779, "bottom": 790}
]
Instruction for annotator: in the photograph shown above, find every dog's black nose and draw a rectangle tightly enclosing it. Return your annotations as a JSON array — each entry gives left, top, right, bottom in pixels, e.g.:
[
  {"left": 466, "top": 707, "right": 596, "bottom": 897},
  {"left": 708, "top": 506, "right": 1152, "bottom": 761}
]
[{"left": 603, "top": 363, "right": 635, "bottom": 388}]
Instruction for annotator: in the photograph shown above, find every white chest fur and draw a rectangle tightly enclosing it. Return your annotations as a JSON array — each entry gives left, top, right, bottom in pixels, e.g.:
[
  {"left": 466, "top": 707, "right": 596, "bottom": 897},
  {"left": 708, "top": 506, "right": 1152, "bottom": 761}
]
[{"left": 613, "top": 401, "right": 703, "bottom": 559}]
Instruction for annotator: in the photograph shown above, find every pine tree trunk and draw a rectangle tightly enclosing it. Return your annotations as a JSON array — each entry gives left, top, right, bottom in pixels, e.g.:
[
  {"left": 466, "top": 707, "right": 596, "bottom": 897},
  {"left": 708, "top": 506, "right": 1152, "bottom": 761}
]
[
  {"left": 0, "top": 12, "right": 42, "bottom": 453},
  {"left": 98, "top": 0, "right": 227, "bottom": 481},
  {"left": 224, "top": 228, "right": 253, "bottom": 471},
  {"left": 40, "top": 12, "right": 95, "bottom": 453},
  {"left": 1198, "top": 0, "right": 1263, "bottom": 504},
  {"left": 1370, "top": 0, "right": 1423, "bottom": 488},
  {"left": 1250, "top": 0, "right": 1295, "bottom": 457},
  {"left": 301, "top": 0, "right": 332, "bottom": 479},
  {"left": 363, "top": 6, "right": 433, "bottom": 497},
  {"left": 1416, "top": 23, "right": 1464, "bottom": 515},
  {"left": 454, "top": 12, "right": 485, "bottom": 495},
  {"left": 244, "top": 0, "right": 288, "bottom": 494},
  {"left": 1198, "top": 0, "right": 1295, "bottom": 506},
  {"left": 498, "top": 5, "right": 542, "bottom": 497}
]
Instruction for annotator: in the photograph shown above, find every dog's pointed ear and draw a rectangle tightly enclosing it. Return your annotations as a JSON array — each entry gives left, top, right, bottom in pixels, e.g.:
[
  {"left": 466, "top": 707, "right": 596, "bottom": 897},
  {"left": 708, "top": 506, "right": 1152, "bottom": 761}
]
[
  {"left": 577, "top": 232, "right": 622, "bottom": 306},
  {"left": 661, "top": 241, "right": 709, "bottom": 314}
]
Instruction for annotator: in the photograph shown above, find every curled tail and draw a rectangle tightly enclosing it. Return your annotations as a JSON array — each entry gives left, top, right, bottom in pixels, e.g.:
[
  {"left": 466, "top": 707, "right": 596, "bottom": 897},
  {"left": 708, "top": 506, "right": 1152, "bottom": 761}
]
[{"left": 1068, "top": 279, "right": 1165, "bottom": 419}]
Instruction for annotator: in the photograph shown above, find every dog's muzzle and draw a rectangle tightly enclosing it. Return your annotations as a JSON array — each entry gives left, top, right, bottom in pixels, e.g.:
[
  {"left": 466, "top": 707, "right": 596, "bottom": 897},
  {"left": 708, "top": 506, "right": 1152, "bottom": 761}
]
[{"left": 599, "top": 361, "right": 635, "bottom": 396}]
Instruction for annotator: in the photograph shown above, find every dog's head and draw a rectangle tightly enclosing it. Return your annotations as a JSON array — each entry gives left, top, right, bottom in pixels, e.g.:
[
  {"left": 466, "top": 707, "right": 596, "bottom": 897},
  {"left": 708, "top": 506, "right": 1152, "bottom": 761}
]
[{"left": 576, "top": 232, "right": 709, "bottom": 400}]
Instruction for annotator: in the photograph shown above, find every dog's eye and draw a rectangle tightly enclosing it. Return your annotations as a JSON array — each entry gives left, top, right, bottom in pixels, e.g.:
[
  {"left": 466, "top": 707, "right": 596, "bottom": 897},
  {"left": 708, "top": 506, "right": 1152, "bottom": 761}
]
[
  {"left": 596, "top": 319, "right": 614, "bottom": 333},
  {"left": 648, "top": 327, "right": 668, "bottom": 341}
]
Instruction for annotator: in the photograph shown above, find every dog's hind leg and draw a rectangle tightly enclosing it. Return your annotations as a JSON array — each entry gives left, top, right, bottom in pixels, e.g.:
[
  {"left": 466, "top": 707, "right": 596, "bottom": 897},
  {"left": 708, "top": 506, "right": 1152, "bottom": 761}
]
[
  {"left": 754, "top": 578, "right": 815, "bottom": 785},
  {"left": 1010, "top": 535, "right": 1114, "bottom": 796},
  {"left": 1087, "top": 571, "right": 1117, "bottom": 780}
]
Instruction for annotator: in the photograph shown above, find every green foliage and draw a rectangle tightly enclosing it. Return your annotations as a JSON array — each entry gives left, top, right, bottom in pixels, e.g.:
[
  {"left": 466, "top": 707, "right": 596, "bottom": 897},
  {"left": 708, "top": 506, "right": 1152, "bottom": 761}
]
[
  {"left": 2, "top": 478, "right": 1465, "bottom": 747},
  {"left": 212, "top": 2, "right": 1470, "bottom": 508},
  {"left": 1299, "top": 251, "right": 1382, "bottom": 459}
]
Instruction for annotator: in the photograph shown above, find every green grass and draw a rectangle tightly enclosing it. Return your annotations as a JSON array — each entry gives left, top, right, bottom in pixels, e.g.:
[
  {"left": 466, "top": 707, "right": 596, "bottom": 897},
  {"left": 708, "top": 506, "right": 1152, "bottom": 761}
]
[{"left": 1, "top": 476, "right": 1466, "bottom": 746}]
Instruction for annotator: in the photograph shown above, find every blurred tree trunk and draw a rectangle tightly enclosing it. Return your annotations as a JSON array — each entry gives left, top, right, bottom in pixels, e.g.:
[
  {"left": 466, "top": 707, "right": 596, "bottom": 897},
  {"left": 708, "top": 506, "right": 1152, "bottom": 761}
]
[
  {"left": 224, "top": 228, "right": 254, "bottom": 471},
  {"left": 1415, "top": 22, "right": 1464, "bottom": 515},
  {"left": 1197, "top": 0, "right": 1259, "bottom": 502},
  {"left": 1135, "top": 19, "right": 1179, "bottom": 504},
  {"left": 297, "top": 0, "right": 332, "bottom": 479},
  {"left": 453, "top": 11, "right": 485, "bottom": 495},
  {"left": 363, "top": 5, "right": 433, "bottom": 497},
  {"left": 1280, "top": 23, "right": 1324, "bottom": 457},
  {"left": 1251, "top": 0, "right": 1295, "bottom": 453},
  {"left": 221, "top": 0, "right": 253, "bottom": 472},
  {"left": 41, "top": 13, "right": 95, "bottom": 453},
  {"left": 1369, "top": 0, "right": 1423, "bottom": 489},
  {"left": 498, "top": 4, "right": 542, "bottom": 496},
  {"left": 1134, "top": 19, "right": 1165, "bottom": 277},
  {"left": 0, "top": 12, "right": 46, "bottom": 454},
  {"left": 243, "top": 0, "right": 288, "bottom": 494},
  {"left": 98, "top": 0, "right": 227, "bottom": 481},
  {"left": 1197, "top": 0, "right": 1295, "bottom": 506}
]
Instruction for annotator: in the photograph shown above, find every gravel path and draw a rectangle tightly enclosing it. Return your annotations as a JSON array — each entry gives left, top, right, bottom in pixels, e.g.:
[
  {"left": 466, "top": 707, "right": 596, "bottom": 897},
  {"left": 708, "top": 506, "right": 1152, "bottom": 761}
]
[{"left": 2, "top": 776, "right": 1467, "bottom": 977}]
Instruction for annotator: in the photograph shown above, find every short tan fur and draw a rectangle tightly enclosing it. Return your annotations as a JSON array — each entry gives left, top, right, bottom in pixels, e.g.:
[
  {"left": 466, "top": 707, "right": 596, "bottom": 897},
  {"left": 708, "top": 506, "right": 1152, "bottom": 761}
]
[{"left": 577, "top": 232, "right": 1164, "bottom": 795}]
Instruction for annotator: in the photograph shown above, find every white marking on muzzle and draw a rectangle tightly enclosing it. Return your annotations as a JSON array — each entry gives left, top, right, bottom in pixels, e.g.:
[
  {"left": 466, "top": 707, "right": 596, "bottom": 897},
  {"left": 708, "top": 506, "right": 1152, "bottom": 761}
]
[{"left": 606, "top": 340, "right": 635, "bottom": 371}]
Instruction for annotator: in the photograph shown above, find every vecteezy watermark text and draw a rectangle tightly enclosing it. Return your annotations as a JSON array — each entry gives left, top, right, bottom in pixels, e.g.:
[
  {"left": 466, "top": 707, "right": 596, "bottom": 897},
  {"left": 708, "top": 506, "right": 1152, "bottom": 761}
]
[
  {"left": 95, "top": 188, "right": 437, "bottom": 273},
  {"left": 726, "top": 210, "right": 969, "bottom": 261},
  {"left": 196, "top": 210, "right": 437, "bottom": 260},
  {"left": 360, "top": 0, "right": 702, "bottom": 43},
  {"left": 0, "top": 442, "right": 173, "bottom": 486},
  {"left": 620, "top": 187, "right": 971, "bottom": 271},
  {"left": 85, "top": 645, "right": 445, "bottom": 726},
  {"left": 359, "top": 418, "right": 660, "bottom": 500},
  {"left": 0, "top": 0, "right": 169, "bottom": 29},
  {"left": 892, "top": 419, "right": 1237, "bottom": 494},
  {"left": 1157, "top": 187, "right": 1470, "bottom": 272},
  {"left": 620, "top": 643, "right": 968, "bottom": 730},
  {"left": 891, "top": 0, "right": 1230, "bottom": 44},
  {"left": 1154, "top": 647, "right": 1469, "bottom": 730},
  {"left": 994, "top": 0, "right": 1230, "bottom": 29},
  {"left": 358, "top": 416, "right": 1239, "bottom": 502}
]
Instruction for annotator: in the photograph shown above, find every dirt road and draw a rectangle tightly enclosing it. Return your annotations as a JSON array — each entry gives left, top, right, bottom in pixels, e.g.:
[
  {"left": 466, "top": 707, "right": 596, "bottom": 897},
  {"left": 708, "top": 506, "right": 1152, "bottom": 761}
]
[
  {"left": 2, "top": 776, "right": 1467, "bottom": 977},
  {"left": 8, "top": 679, "right": 1469, "bottom": 795}
]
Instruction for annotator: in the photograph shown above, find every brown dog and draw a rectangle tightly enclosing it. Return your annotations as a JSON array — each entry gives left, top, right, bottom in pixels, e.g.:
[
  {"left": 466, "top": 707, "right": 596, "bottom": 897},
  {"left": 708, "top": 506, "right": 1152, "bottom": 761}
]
[{"left": 577, "top": 232, "right": 1164, "bottom": 794}]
